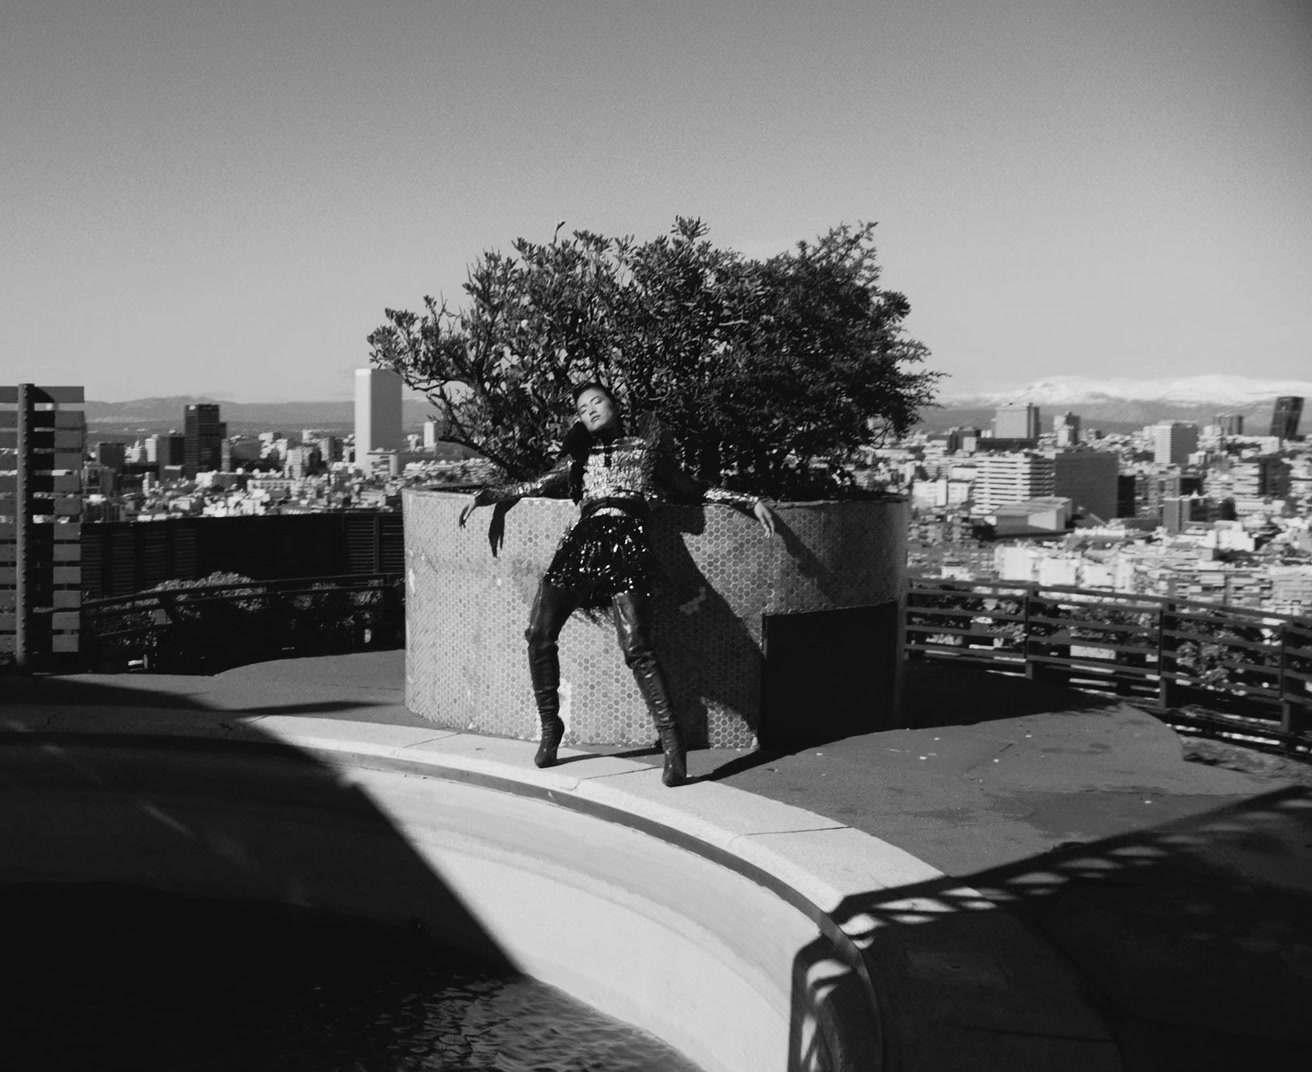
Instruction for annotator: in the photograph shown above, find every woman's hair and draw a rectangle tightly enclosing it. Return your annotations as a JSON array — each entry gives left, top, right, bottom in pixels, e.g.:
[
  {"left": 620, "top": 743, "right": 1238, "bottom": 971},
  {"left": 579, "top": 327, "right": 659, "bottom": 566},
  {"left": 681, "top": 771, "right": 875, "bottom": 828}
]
[
  {"left": 561, "top": 382, "right": 623, "bottom": 502},
  {"left": 571, "top": 380, "right": 617, "bottom": 406}
]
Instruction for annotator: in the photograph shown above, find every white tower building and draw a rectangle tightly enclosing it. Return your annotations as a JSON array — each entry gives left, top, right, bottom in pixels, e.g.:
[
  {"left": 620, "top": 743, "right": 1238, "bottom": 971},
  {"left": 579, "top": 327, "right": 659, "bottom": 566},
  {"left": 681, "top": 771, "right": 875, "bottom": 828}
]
[
  {"left": 1152, "top": 422, "right": 1199, "bottom": 466},
  {"left": 354, "top": 368, "right": 403, "bottom": 465},
  {"left": 972, "top": 452, "right": 1056, "bottom": 513}
]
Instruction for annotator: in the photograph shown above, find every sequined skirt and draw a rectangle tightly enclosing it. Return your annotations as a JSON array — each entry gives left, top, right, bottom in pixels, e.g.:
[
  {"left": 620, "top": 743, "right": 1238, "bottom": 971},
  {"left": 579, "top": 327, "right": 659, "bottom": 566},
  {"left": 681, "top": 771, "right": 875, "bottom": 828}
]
[{"left": 543, "top": 513, "right": 656, "bottom": 608}]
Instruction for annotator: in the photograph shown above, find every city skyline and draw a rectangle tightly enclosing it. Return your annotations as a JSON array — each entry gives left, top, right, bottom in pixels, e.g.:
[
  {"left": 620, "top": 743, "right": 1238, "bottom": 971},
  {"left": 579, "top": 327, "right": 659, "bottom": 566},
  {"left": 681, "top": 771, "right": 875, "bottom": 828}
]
[{"left": 5, "top": 1, "right": 1310, "bottom": 402}]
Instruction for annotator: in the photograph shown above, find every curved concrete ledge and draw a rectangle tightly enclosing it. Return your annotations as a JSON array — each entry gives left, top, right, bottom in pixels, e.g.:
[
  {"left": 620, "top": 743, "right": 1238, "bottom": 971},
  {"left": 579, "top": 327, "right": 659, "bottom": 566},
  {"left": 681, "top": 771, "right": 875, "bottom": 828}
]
[{"left": 0, "top": 710, "right": 974, "bottom": 1072}]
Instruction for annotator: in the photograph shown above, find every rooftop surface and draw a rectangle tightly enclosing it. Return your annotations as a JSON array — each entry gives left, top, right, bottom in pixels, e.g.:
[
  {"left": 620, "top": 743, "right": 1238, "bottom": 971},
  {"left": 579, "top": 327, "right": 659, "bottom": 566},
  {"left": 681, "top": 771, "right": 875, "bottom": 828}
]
[{"left": 6, "top": 651, "right": 1312, "bottom": 1071}]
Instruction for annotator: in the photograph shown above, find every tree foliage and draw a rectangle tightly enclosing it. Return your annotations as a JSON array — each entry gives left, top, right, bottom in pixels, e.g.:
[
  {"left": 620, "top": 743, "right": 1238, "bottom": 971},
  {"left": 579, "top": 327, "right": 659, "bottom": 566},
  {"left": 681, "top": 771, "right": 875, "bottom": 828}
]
[{"left": 367, "top": 218, "right": 940, "bottom": 499}]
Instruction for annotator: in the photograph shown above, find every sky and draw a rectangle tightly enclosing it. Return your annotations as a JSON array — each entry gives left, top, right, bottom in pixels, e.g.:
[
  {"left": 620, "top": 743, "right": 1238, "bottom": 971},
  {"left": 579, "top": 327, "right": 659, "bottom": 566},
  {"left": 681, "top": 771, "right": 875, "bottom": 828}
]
[{"left": 3, "top": 0, "right": 1310, "bottom": 402}]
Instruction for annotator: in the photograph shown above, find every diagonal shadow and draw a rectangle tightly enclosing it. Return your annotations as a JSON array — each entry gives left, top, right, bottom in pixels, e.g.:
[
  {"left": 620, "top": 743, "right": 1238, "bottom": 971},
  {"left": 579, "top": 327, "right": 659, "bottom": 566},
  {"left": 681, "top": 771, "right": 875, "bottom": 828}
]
[{"left": 0, "top": 675, "right": 520, "bottom": 1067}]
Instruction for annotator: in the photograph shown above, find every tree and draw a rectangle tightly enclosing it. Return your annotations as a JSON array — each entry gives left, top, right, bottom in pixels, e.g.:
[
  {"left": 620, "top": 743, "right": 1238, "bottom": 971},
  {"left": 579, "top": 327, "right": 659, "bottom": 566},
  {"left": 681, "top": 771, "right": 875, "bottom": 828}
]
[{"left": 366, "top": 218, "right": 940, "bottom": 499}]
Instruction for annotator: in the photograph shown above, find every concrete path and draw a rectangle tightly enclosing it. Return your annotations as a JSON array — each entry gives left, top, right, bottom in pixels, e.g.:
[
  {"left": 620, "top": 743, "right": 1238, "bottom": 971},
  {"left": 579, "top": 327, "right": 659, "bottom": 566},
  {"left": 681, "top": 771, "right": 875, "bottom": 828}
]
[{"left": 6, "top": 650, "right": 1312, "bottom": 1071}]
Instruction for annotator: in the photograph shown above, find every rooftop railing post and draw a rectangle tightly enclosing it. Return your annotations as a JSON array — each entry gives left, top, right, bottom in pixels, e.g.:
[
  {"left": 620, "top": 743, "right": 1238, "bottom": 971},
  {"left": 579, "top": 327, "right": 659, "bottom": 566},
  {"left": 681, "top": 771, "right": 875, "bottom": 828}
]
[
  {"left": 1278, "top": 621, "right": 1298, "bottom": 738},
  {"left": 1157, "top": 600, "right": 1178, "bottom": 710},
  {"left": 1048, "top": 592, "right": 1070, "bottom": 689},
  {"left": 1023, "top": 585, "right": 1041, "bottom": 682}
]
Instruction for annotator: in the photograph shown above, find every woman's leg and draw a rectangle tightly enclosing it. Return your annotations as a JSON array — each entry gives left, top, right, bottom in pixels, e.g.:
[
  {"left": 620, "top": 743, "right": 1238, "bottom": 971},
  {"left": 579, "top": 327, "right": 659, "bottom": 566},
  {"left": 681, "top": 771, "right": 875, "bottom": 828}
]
[
  {"left": 611, "top": 591, "right": 685, "bottom": 787},
  {"left": 524, "top": 580, "right": 579, "bottom": 768}
]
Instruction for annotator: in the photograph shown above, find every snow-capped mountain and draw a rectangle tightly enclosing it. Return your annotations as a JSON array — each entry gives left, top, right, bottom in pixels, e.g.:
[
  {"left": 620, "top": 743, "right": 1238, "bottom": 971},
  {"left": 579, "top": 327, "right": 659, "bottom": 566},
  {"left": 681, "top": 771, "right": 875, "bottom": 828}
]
[
  {"left": 943, "top": 375, "right": 1312, "bottom": 408},
  {"left": 923, "top": 375, "right": 1311, "bottom": 432}
]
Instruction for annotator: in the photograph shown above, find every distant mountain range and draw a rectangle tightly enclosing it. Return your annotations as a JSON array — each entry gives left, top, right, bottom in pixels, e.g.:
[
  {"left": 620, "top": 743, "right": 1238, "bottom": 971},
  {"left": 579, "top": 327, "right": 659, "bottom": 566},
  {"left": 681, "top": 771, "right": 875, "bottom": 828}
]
[
  {"left": 925, "top": 375, "right": 1311, "bottom": 432},
  {"left": 84, "top": 375, "right": 1310, "bottom": 436}
]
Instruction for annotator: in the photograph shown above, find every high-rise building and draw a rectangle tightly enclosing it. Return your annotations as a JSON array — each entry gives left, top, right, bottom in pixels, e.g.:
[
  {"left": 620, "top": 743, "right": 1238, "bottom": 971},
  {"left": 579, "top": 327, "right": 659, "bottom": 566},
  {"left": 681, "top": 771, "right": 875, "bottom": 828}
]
[
  {"left": 423, "top": 419, "right": 442, "bottom": 449},
  {"left": 1214, "top": 414, "right": 1244, "bottom": 436},
  {"left": 1270, "top": 396, "right": 1304, "bottom": 440},
  {"left": 1053, "top": 451, "right": 1118, "bottom": 521},
  {"left": 355, "top": 368, "right": 403, "bottom": 463},
  {"left": 145, "top": 434, "right": 186, "bottom": 467},
  {"left": 184, "top": 403, "right": 226, "bottom": 476},
  {"left": 1152, "top": 422, "right": 1199, "bottom": 465},
  {"left": 972, "top": 452, "right": 1055, "bottom": 513},
  {"left": 1116, "top": 474, "right": 1138, "bottom": 518},
  {"left": 993, "top": 403, "right": 1040, "bottom": 441},
  {"left": 1053, "top": 411, "right": 1080, "bottom": 447},
  {"left": 94, "top": 441, "right": 126, "bottom": 469}
]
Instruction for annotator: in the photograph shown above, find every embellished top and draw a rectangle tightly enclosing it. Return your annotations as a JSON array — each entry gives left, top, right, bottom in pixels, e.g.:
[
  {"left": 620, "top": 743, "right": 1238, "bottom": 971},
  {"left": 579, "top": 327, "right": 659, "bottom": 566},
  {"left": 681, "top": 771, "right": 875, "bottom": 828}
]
[{"left": 482, "top": 430, "right": 759, "bottom": 515}]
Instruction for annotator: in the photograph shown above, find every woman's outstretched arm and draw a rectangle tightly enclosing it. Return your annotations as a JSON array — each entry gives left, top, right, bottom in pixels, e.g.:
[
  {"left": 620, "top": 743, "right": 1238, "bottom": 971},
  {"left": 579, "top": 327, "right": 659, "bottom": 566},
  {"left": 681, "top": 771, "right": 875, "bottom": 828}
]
[
  {"left": 653, "top": 454, "right": 776, "bottom": 536},
  {"left": 458, "top": 456, "right": 571, "bottom": 527}
]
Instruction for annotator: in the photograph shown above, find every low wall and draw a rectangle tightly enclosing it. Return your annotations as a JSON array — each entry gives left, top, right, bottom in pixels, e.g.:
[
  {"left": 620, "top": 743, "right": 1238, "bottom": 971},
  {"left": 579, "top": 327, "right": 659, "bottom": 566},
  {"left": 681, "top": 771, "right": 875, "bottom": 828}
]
[{"left": 404, "top": 490, "right": 908, "bottom": 748}]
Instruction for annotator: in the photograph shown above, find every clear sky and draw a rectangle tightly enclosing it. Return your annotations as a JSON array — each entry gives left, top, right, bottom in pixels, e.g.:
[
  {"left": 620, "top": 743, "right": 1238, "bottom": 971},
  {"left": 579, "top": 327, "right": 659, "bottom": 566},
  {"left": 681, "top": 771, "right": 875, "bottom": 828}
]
[{"left": 3, "top": 0, "right": 1309, "bottom": 402}]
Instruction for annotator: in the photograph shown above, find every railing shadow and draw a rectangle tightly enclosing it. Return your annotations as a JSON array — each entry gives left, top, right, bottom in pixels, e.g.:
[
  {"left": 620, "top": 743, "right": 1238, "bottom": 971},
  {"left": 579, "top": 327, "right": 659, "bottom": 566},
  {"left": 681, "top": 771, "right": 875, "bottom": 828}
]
[{"left": 790, "top": 785, "right": 1312, "bottom": 1071}]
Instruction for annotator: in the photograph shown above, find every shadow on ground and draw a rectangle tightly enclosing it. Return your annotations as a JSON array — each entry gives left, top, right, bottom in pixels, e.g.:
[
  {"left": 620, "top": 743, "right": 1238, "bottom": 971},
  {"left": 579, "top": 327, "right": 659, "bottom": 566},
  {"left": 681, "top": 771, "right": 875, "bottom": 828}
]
[
  {"left": 900, "top": 659, "right": 1121, "bottom": 728},
  {"left": 792, "top": 785, "right": 1312, "bottom": 1071},
  {"left": 685, "top": 659, "right": 1121, "bottom": 783},
  {"left": 0, "top": 676, "right": 521, "bottom": 1067}
]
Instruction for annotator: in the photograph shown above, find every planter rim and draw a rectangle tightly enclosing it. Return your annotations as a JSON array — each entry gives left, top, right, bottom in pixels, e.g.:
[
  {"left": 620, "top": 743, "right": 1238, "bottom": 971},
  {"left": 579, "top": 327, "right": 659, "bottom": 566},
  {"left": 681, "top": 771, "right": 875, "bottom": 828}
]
[{"left": 405, "top": 488, "right": 907, "bottom": 507}]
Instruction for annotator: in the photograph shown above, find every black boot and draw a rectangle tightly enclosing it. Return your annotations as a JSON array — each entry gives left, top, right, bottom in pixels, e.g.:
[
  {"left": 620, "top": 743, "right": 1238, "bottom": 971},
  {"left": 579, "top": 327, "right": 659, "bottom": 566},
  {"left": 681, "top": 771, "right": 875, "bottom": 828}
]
[
  {"left": 526, "top": 582, "right": 577, "bottom": 768},
  {"left": 613, "top": 593, "right": 686, "bottom": 787},
  {"left": 534, "top": 712, "right": 564, "bottom": 769}
]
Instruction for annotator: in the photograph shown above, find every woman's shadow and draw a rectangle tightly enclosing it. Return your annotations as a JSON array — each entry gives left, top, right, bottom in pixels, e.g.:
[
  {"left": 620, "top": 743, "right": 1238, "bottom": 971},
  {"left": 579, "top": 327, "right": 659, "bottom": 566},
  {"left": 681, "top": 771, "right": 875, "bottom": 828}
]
[{"left": 642, "top": 504, "right": 774, "bottom": 754}]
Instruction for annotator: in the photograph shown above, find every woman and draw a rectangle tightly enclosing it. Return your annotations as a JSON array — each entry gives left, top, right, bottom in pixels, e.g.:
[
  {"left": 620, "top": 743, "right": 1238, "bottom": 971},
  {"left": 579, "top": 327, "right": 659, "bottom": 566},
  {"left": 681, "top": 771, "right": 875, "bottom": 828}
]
[{"left": 459, "top": 383, "right": 775, "bottom": 787}]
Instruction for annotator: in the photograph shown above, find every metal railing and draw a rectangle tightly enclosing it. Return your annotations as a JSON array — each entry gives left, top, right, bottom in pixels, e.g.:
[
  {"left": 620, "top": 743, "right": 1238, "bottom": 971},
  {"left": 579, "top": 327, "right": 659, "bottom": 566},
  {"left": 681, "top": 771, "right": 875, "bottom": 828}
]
[
  {"left": 906, "top": 579, "right": 1312, "bottom": 751},
  {"left": 80, "top": 574, "right": 404, "bottom": 674}
]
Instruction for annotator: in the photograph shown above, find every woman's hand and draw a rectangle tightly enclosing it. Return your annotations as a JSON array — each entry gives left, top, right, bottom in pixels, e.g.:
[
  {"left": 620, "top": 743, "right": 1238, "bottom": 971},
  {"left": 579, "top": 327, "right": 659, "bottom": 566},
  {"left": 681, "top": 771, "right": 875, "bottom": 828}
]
[
  {"left": 754, "top": 500, "right": 777, "bottom": 536},
  {"left": 458, "top": 489, "right": 491, "bottom": 528}
]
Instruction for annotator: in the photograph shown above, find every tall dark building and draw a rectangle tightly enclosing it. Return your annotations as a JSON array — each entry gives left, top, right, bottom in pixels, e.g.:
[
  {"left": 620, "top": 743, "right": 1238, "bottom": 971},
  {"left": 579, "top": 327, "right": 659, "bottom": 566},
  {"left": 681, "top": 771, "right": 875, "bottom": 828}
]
[
  {"left": 184, "top": 403, "right": 226, "bottom": 476},
  {"left": 1269, "top": 396, "right": 1303, "bottom": 440},
  {"left": 94, "top": 441, "right": 126, "bottom": 468}
]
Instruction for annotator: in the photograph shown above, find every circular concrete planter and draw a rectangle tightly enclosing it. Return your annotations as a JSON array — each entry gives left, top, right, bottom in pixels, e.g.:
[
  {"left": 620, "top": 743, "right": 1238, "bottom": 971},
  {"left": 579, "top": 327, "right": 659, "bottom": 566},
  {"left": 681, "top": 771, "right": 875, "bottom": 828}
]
[{"left": 404, "top": 489, "right": 908, "bottom": 748}]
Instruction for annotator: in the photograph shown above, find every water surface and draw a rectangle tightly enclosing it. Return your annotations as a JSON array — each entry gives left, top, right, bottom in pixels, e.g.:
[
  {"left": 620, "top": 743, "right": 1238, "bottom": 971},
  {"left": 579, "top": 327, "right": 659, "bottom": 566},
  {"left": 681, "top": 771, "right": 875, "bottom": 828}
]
[{"left": 1, "top": 885, "right": 702, "bottom": 1072}]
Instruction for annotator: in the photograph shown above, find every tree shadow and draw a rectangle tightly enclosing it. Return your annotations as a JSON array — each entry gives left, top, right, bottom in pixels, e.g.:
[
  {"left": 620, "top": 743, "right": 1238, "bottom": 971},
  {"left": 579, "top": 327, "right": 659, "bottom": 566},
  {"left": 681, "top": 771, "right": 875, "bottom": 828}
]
[{"left": 788, "top": 786, "right": 1312, "bottom": 1071}]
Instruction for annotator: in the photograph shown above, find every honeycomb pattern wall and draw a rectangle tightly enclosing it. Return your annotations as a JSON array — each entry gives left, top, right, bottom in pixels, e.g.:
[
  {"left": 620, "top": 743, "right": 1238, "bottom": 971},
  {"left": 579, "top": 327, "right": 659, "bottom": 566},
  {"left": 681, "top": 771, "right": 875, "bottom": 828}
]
[{"left": 404, "top": 490, "right": 908, "bottom": 749}]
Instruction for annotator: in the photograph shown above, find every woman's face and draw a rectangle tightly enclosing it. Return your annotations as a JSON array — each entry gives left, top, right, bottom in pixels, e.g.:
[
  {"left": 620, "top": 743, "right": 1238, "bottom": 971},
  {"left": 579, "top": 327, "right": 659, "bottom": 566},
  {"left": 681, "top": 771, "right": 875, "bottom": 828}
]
[{"left": 575, "top": 388, "right": 619, "bottom": 433}]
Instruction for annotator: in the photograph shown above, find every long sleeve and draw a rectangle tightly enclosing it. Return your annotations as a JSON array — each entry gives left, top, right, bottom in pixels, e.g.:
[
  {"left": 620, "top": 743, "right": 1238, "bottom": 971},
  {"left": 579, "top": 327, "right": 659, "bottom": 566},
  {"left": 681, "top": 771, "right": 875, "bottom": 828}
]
[
  {"left": 700, "top": 484, "right": 762, "bottom": 511},
  {"left": 481, "top": 456, "right": 571, "bottom": 503},
  {"left": 653, "top": 453, "right": 760, "bottom": 512}
]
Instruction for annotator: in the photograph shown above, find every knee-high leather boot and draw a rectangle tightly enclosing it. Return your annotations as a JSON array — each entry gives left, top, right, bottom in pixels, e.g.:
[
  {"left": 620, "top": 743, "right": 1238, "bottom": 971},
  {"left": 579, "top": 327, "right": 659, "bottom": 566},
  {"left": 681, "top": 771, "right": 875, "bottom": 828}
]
[
  {"left": 525, "top": 582, "right": 577, "bottom": 768},
  {"left": 613, "top": 592, "right": 686, "bottom": 787}
]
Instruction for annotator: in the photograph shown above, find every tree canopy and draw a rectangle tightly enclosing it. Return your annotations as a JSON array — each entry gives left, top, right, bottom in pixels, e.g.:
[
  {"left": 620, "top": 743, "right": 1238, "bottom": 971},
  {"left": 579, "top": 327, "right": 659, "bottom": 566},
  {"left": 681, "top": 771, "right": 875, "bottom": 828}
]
[{"left": 367, "top": 218, "right": 939, "bottom": 499}]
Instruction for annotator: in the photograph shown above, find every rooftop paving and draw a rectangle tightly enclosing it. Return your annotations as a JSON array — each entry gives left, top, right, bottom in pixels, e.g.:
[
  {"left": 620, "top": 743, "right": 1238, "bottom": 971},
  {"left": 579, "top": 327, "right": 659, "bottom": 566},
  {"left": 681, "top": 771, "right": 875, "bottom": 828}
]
[{"left": 5, "top": 650, "right": 1312, "bottom": 1071}]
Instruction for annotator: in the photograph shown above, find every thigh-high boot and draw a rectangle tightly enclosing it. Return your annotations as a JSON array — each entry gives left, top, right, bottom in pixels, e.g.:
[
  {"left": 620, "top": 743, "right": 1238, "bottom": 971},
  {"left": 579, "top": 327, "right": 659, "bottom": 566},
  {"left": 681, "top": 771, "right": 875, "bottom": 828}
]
[
  {"left": 524, "top": 581, "right": 578, "bottom": 768},
  {"left": 612, "top": 592, "right": 685, "bottom": 787}
]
